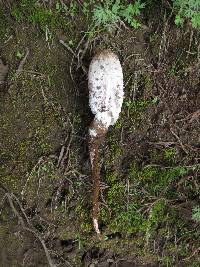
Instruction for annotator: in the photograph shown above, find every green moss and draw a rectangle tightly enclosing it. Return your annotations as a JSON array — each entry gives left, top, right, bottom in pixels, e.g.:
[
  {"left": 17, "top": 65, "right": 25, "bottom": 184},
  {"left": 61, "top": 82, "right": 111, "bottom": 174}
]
[
  {"left": 114, "top": 118, "right": 123, "bottom": 129},
  {"left": 146, "top": 199, "right": 166, "bottom": 231},
  {"left": 105, "top": 138, "right": 123, "bottom": 165},
  {"left": 163, "top": 147, "right": 176, "bottom": 161},
  {"left": 1, "top": 175, "right": 21, "bottom": 192},
  {"left": 129, "top": 163, "right": 189, "bottom": 198},
  {"left": 124, "top": 98, "right": 150, "bottom": 114},
  {"left": 144, "top": 73, "right": 153, "bottom": 86},
  {"left": 74, "top": 195, "right": 93, "bottom": 234},
  {"left": 149, "top": 148, "right": 163, "bottom": 162},
  {"left": 149, "top": 32, "right": 160, "bottom": 45},
  {"left": 37, "top": 141, "right": 52, "bottom": 155},
  {"left": 167, "top": 54, "right": 186, "bottom": 77},
  {"left": 11, "top": 0, "right": 70, "bottom": 32},
  {"left": 114, "top": 162, "right": 198, "bottom": 241},
  {"left": 110, "top": 203, "right": 146, "bottom": 234},
  {"left": 105, "top": 171, "right": 118, "bottom": 184},
  {"left": 18, "top": 139, "right": 32, "bottom": 157},
  {"left": 0, "top": 6, "right": 9, "bottom": 40},
  {"left": 161, "top": 256, "right": 173, "bottom": 266},
  {"left": 58, "top": 229, "right": 75, "bottom": 240},
  {"left": 107, "top": 182, "right": 124, "bottom": 206},
  {"left": 122, "top": 96, "right": 158, "bottom": 130}
]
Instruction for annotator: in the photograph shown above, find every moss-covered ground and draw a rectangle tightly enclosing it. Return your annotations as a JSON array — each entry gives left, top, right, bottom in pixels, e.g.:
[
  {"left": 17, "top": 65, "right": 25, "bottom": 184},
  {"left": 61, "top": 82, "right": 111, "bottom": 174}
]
[{"left": 0, "top": 1, "right": 200, "bottom": 266}]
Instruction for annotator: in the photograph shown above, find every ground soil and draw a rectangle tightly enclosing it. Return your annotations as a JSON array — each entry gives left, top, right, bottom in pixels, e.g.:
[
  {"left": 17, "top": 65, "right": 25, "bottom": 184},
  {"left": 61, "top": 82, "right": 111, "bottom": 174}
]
[{"left": 0, "top": 1, "right": 200, "bottom": 267}]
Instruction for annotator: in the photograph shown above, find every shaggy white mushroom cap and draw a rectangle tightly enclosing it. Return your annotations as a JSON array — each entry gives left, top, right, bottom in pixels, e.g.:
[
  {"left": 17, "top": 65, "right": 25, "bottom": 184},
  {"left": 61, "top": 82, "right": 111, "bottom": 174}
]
[{"left": 88, "top": 50, "right": 124, "bottom": 133}]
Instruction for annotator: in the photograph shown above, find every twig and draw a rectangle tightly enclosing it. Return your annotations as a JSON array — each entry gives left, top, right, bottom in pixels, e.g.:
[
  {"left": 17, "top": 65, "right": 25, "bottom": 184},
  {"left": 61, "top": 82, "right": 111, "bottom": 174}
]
[
  {"left": 61, "top": 131, "right": 73, "bottom": 170},
  {"left": 148, "top": 141, "right": 176, "bottom": 147},
  {"left": 197, "top": 43, "right": 200, "bottom": 63},
  {"left": 123, "top": 53, "right": 140, "bottom": 67},
  {"left": 11, "top": 193, "right": 31, "bottom": 226},
  {"left": 57, "top": 145, "right": 65, "bottom": 167},
  {"left": 189, "top": 109, "right": 200, "bottom": 123},
  {"left": 21, "top": 70, "right": 46, "bottom": 76},
  {"left": 50, "top": 250, "right": 72, "bottom": 267},
  {"left": 21, "top": 156, "right": 44, "bottom": 197},
  {"left": 60, "top": 33, "right": 87, "bottom": 92},
  {"left": 158, "top": 15, "right": 168, "bottom": 66},
  {"left": 182, "top": 247, "right": 200, "bottom": 262},
  {"left": 59, "top": 119, "right": 74, "bottom": 172},
  {"left": 71, "top": 33, "right": 88, "bottom": 88},
  {"left": 59, "top": 40, "right": 77, "bottom": 58},
  {"left": 186, "top": 29, "right": 194, "bottom": 59},
  {"left": 4, "top": 35, "right": 13, "bottom": 44},
  {"left": 5, "top": 193, "right": 25, "bottom": 227},
  {"left": 170, "top": 128, "right": 188, "bottom": 154},
  {"left": 24, "top": 227, "right": 56, "bottom": 267}
]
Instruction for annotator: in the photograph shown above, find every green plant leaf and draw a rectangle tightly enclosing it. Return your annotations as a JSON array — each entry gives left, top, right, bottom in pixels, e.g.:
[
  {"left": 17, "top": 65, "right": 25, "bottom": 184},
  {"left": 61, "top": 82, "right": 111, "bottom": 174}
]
[
  {"left": 175, "top": 15, "right": 184, "bottom": 25},
  {"left": 192, "top": 206, "right": 200, "bottom": 222},
  {"left": 191, "top": 12, "right": 200, "bottom": 27}
]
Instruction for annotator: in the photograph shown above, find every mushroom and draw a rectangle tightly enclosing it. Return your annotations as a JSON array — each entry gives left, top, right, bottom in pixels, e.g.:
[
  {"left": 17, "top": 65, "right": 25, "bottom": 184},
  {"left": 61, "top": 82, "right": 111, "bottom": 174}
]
[{"left": 88, "top": 49, "right": 123, "bottom": 236}]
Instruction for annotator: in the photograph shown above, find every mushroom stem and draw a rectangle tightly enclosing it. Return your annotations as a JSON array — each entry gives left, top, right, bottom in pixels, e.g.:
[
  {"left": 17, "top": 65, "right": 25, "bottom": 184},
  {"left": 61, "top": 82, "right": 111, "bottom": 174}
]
[{"left": 89, "top": 135, "right": 103, "bottom": 238}]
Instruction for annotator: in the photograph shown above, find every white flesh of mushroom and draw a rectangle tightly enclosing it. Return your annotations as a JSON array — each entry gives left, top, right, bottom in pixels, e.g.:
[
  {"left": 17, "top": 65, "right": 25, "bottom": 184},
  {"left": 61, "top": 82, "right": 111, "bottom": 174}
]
[{"left": 88, "top": 50, "right": 124, "bottom": 137}]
